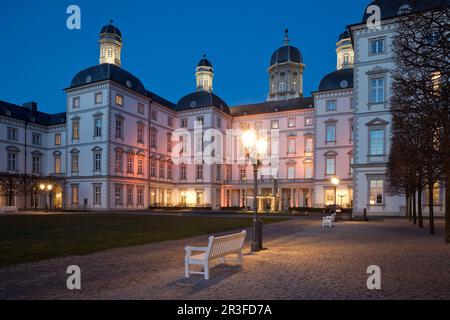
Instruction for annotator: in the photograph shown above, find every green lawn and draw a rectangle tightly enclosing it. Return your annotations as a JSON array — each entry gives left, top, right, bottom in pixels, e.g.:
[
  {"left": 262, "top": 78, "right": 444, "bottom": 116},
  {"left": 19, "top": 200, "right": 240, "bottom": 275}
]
[{"left": 0, "top": 214, "right": 285, "bottom": 267}]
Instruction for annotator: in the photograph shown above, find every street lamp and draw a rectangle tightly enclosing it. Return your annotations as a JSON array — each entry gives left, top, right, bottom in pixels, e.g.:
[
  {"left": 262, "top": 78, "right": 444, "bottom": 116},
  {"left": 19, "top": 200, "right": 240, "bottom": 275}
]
[
  {"left": 242, "top": 129, "right": 267, "bottom": 252},
  {"left": 331, "top": 177, "right": 340, "bottom": 215},
  {"left": 39, "top": 183, "right": 53, "bottom": 213}
]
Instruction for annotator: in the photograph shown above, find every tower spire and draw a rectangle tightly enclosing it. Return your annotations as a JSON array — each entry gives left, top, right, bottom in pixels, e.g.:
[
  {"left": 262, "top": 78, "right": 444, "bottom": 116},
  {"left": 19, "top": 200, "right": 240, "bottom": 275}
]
[{"left": 284, "top": 28, "right": 290, "bottom": 46}]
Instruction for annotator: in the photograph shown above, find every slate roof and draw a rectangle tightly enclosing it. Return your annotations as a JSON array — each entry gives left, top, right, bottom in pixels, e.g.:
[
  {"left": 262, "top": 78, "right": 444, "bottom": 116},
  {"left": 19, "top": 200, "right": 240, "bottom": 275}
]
[
  {"left": 70, "top": 64, "right": 146, "bottom": 95},
  {"left": 361, "top": 0, "right": 450, "bottom": 24},
  {"left": 230, "top": 97, "right": 314, "bottom": 117},
  {"left": 0, "top": 100, "right": 66, "bottom": 126},
  {"left": 176, "top": 91, "right": 230, "bottom": 114},
  {"left": 318, "top": 68, "right": 354, "bottom": 92}
]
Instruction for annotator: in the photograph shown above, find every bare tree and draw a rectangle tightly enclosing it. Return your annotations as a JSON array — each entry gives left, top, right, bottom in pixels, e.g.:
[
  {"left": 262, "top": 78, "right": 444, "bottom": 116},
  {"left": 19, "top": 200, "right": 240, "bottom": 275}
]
[{"left": 390, "top": 1, "right": 449, "bottom": 238}]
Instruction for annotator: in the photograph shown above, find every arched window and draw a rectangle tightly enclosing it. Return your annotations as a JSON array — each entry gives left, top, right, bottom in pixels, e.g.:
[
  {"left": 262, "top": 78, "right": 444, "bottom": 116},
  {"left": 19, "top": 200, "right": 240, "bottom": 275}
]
[{"left": 279, "top": 82, "right": 287, "bottom": 92}]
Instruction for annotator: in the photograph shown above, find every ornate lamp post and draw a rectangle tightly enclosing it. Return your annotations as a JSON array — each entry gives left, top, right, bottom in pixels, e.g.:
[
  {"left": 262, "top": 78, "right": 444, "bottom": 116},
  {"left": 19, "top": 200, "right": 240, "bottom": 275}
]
[
  {"left": 242, "top": 130, "right": 267, "bottom": 252},
  {"left": 331, "top": 177, "right": 340, "bottom": 215},
  {"left": 39, "top": 183, "right": 53, "bottom": 213}
]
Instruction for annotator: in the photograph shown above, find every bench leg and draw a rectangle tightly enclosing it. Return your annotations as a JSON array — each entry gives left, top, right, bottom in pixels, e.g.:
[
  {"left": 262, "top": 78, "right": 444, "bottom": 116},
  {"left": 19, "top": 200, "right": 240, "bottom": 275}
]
[
  {"left": 237, "top": 252, "right": 243, "bottom": 265},
  {"left": 185, "top": 262, "right": 190, "bottom": 278},
  {"left": 204, "top": 262, "right": 210, "bottom": 280}
]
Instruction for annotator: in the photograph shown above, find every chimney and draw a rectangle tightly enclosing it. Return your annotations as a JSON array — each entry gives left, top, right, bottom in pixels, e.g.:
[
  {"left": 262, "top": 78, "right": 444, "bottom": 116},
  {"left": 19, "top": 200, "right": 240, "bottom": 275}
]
[{"left": 23, "top": 102, "right": 38, "bottom": 113}]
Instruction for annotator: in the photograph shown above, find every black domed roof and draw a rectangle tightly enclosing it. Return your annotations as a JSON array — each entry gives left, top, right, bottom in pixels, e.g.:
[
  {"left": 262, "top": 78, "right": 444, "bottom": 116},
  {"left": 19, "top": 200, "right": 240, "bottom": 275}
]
[
  {"left": 101, "top": 24, "right": 122, "bottom": 37},
  {"left": 176, "top": 91, "right": 230, "bottom": 114},
  {"left": 318, "top": 68, "right": 354, "bottom": 92},
  {"left": 70, "top": 64, "right": 145, "bottom": 95},
  {"left": 198, "top": 57, "right": 212, "bottom": 68},
  {"left": 100, "top": 23, "right": 122, "bottom": 42},
  {"left": 338, "top": 30, "right": 350, "bottom": 41},
  {"left": 270, "top": 45, "right": 303, "bottom": 67},
  {"left": 361, "top": 0, "right": 449, "bottom": 23}
]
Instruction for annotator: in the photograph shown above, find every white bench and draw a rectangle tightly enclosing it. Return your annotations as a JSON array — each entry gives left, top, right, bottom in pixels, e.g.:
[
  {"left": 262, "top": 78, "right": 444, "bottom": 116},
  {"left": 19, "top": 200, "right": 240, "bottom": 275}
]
[
  {"left": 185, "top": 230, "right": 246, "bottom": 280},
  {"left": 322, "top": 213, "right": 336, "bottom": 228},
  {"left": 0, "top": 206, "right": 18, "bottom": 214}
]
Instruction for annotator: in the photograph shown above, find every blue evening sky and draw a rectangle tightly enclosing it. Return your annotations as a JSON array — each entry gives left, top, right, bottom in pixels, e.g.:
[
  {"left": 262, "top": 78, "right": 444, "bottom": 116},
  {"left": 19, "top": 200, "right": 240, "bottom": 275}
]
[{"left": 0, "top": 0, "right": 368, "bottom": 114}]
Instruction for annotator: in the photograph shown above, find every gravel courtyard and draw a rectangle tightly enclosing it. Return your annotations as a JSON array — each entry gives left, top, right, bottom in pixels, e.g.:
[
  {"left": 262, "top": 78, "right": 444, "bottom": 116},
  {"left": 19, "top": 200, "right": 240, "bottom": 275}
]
[{"left": 0, "top": 216, "right": 449, "bottom": 300}]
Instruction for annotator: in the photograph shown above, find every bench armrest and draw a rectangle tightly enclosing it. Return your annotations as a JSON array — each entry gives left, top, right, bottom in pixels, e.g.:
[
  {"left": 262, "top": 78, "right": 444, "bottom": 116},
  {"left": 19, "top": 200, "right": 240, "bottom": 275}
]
[{"left": 185, "top": 246, "right": 209, "bottom": 253}]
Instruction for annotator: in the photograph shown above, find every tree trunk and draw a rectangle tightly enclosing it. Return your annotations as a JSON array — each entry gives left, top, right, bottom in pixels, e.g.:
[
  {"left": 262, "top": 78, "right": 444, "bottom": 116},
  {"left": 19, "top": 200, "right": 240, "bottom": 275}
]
[
  {"left": 408, "top": 195, "right": 413, "bottom": 222},
  {"left": 429, "top": 183, "right": 435, "bottom": 235},
  {"left": 417, "top": 187, "right": 423, "bottom": 229},
  {"left": 405, "top": 194, "right": 410, "bottom": 218},
  {"left": 412, "top": 191, "right": 417, "bottom": 225},
  {"left": 445, "top": 172, "right": 450, "bottom": 243}
]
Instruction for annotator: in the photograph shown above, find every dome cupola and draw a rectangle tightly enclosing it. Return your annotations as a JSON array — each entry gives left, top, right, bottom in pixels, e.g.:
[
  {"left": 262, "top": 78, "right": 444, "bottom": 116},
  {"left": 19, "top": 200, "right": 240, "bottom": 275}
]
[
  {"left": 196, "top": 54, "right": 214, "bottom": 92},
  {"left": 267, "top": 29, "right": 305, "bottom": 102},
  {"left": 99, "top": 20, "right": 123, "bottom": 66},
  {"left": 336, "top": 30, "right": 354, "bottom": 70}
]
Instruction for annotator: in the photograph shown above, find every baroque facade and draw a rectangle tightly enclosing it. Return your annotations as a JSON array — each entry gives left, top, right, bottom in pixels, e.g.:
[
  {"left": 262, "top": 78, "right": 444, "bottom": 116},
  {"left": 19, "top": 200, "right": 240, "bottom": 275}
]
[{"left": 0, "top": 0, "right": 445, "bottom": 215}]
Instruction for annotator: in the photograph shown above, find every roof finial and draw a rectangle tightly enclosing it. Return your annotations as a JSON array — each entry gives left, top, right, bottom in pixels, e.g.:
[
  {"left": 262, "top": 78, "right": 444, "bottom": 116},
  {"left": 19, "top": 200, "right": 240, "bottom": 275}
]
[
  {"left": 203, "top": 53, "right": 207, "bottom": 59},
  {"left": 110, "top": 19, "right": 114, "bottom": 25},
  {"left": 284, "top": 28, "right": 290, "bottom": 46}
]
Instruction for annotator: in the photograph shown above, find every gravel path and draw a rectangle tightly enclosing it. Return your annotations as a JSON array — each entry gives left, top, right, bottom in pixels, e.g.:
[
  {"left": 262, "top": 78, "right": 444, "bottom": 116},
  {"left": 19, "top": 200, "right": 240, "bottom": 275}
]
[{"left": 0, "top": 217, "right": 449, "bottom": 300}]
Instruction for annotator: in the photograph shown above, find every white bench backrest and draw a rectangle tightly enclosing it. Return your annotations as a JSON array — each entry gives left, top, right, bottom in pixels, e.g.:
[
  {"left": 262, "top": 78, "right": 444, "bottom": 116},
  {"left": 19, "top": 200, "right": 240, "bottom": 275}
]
[{"left": 208, "top": 231, "right": 246, "bottom": 259}]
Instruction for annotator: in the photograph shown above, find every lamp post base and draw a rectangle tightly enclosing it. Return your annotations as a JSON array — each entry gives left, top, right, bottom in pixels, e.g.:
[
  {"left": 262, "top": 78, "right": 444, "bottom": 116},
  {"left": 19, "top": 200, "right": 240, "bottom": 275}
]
[{"left": 251, "top": 219, "right": 264, "bottom": 252}]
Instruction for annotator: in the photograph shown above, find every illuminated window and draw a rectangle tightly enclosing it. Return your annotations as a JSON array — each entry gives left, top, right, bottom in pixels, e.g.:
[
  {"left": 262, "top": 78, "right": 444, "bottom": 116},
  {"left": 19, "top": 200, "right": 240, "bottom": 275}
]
[
  {"left": 115, "top": 94, "right": 123, "bottom": 106},
  {"left": 240, "top": 169, "right": 246, "bottom": 181},
  {"left": 369, "top": 179, "right": 383, "bottom": 205},
  {"left": 71, "top": 185, "right": 79, "bottom": 205},
  {"left": 271, "top": 120, "right": 279, "bottom": 129},
  {"left": 72, "top": 120, "right": 80, "bottom": 140},
  {"left": 305, "top": 117, "right": 313, "bottom": 126},
  {"left": 288, "top": 118, "right": 296, "bottom": 128}
]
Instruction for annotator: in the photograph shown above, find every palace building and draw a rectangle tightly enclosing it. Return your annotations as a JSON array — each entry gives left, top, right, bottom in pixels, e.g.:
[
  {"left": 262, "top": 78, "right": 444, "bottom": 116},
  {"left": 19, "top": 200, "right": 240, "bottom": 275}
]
[{"left": 0, "top": 0, "right": 446, "bottom": 216}]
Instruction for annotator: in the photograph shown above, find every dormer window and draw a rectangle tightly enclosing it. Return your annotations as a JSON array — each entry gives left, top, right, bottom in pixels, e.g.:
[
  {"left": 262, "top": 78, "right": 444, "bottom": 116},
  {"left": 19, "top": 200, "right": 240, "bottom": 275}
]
[
  {"left": 86, "top": 75, "right": 92, "bottom": 83},
  {"left": 126, "top": 80, "right": 132, "bottom": 88}
]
